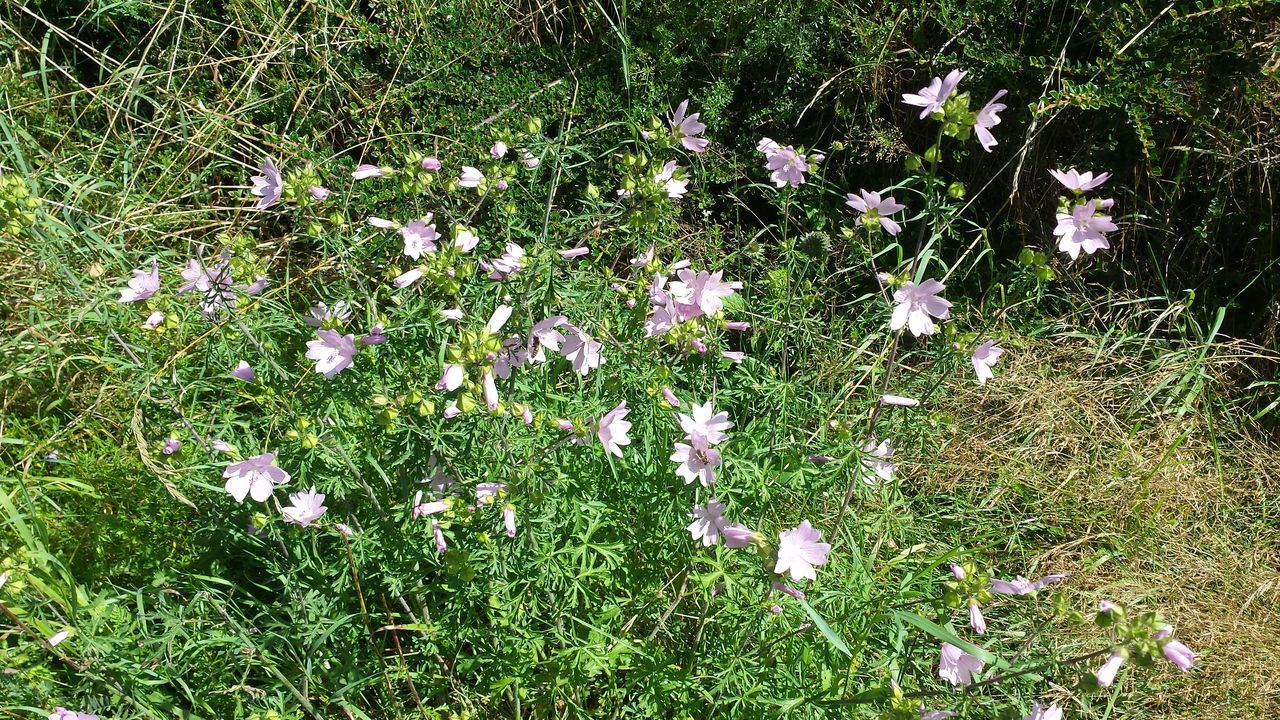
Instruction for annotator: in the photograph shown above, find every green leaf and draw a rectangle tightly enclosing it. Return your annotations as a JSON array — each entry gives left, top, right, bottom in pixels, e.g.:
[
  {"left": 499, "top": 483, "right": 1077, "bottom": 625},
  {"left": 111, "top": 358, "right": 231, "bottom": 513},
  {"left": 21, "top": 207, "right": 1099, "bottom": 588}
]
[
  {"left": 891, "top": 610, "right": 1004, "bottom": 668},
  {"left": 797, "top": 598, "right": 851, "bottom": 657}
]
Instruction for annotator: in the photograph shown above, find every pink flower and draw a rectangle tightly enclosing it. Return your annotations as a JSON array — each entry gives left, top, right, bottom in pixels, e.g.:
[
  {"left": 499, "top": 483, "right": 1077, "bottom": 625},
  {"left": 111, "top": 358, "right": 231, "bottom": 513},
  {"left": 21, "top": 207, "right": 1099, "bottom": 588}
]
[
  {"left": 669, "top": 99, "right": 709, "bottom": 153},
  {"left": 890, "top": 279, "right": 952, "bottom": 336},
  {"left": 561, "top": 327, "right": 603, "bottom": 375},
  {"left": 400, "top": 217, "right": 439, "bottom": 259},
  {"left": 162, "top": 437, "right": 181, "bottom": 455},
  {"left": 491, "top": 141, "right": 508, "bottom": 159},
  {"left": 482, "top": 370, "right": 499, "bottom": 410},
  {"left": 1095, "top": 652, "right": 1125, "bottom": 688},
  {"left": 458, "top": 166, "right": 484, "bottom": 188},
  {"left": 760, "top": 141, "right": 809, "bottom": 188},
  {"left": 772, "top": 581, "right": 806, "bottom": 600},
  {"left": 597, "top": 401, "right": 632, "bottom": 458},
  {"left": 421, "top": 157, "right": 442, "bottom": 171},
  {"left": 919, "top": 708, "right": 957, "bottom": 720},
  {"left": 520, "top": 150, "right": 540, "bottom": 168},
  {"left": 308, "top": 186, "right": 331, "bottom": 201},
  {"left": 48, "top": 629, "right": 71, "bottom": 646},
  {"left": 433, "top": 519, "right": 447, "bottom": 553},
  {"left": 723, "top": 523, "right": 754, "bottom": 548},
  {"left": 861, "top": 437, "right": 896, "bottom": 484},
  {"left": 223, "top": 452, "right": 290, "bottom": 503},
  {"left": 630, "top": 243, "right": 655, "bottom": 268},
  {"left": 937, "top": 642, "right": 984, "bottom": 686},
  {"left": 486, "top": 304, "right": 513, "bottom": 334},
  {"left": 974, "top": 89, "right": 1008, "bottom": 152},
  {"left": 687, "top": 498, "right": 729, "bottom": 546},
  {"left": 559, "top": 246, "right": 590, "bottom": 259},
  {"left": 352, "top": 164, "right": 389, "bottom": 180},
  {"left": 971, "top": 340, "right": 1004, "bottom": 384},
  {"left": 437, "top": 364, "right": 464, "bottom": 391},
  {"left": 1049, "top": 168, "right": 1111, "bottom": 192},
  {"left": 307, "top": 329, "right": 358, "bottom": 378},
  {"left": 1055, "top": 200, "right": 1117, "bottom": 260},
  {"left": 303, "top": 300, "right": 352, "bottom": 328},
  {"left": 485, "top": 243, "right": 525, "bottom": 280},
  {"left": 361, "top": 324, "right": 388, "bottom": 345},
  {"left": 669, "top": 268, "right": 741, "bottom": 317},
  {"left": 503, "top": 505, "right": 517, "bottom": 538},
  {"left": 721, "top": 351, "right": 745, "bottom": 363},
  {"left": 250, "top": 159, "right": 282, "bottom": 208},
  {"left": 846, "top": 190, "right": 906, "bottom": 236},
  {"left": 969, "top": 602, "right": 987, "bottom": 634},
  {"left": 1157, "top": 626, "right": 1195, "bottom": 671},
  {"left": 679, "top": 401, "right": 733, "bottom": 445},
  {"left": 368, "top": 216, "right": 399, "bottom": 230},
  {"left": 902, "top": 69, "right": 966, "bottom": 119},
  {"left": 282, "top": 487, "right": 328, "bottom": 527},
  {"left": 671, "top": 435, "right": 722, "bottom": 486},
  {"left": 393, "top": 268, "right": 423, "bottom": 288},
  {"left": 48, "top": 708, "right": 97, "bottom": 720},
  {"left": 527, "top": 315, "right": 567, "bottom": 362},
  {"left": 775, "top": 520, "right": 831, "bottom": 581},
  {"left": 335, "top": 522, "right": 354, "bottom": 537},
  {"left": 412, "top": 491, "right": 448, "bottom": 518},
  {"left": 443, "top": 401, "right": 460, "bottom": 418},
  {"left": 653, "top": 160, "right": 688, "bottom": 198},
  {"left": 725, "top": 321, "right": 750, "bottom": 331},
  {"left": 1025, "top": 702, "right": 1064, "bottom": 720},
  {"left": 880, "top": 394, "right": 919, "bottom": 407},
  {"left": 990, "top": 574, "right": 1066, "bottom": 595},
  {"left": 143, "top": 310, "right": 164, "bottom": 329},
  {"left": 661, "top": 386, "right": 680, "bottom": 407},
  {"left": 441, "top": 307, "right": 464, "bottom": 321},
  {"left": 476, "top": 482, "right": 505, "bottom": 505},
  {"left": 230, "top": 361, "right": 255, "bottom": 382},
  {"left": 118, "top": 258, "right": 160, "bottom": 303}
]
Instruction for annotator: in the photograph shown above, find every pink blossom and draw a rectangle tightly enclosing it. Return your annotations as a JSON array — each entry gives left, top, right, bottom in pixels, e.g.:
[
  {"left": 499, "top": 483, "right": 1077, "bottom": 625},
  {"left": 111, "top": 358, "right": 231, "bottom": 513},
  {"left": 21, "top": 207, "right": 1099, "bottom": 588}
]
[
  {"left": 118, "top": 258, "right": 160, "bottom": 303},
  {"left": 1049, "top": 168, "right": 1111, "bottom": 192},
  {"left": 890, "top": 279, "right": 952, "bottom": 336},
  {"left": 48, "top": 708, "right": 97, "bottom": 720},
  {"left": 143, "top": 311, "right": 164, "bottom": 329},
  {"left": 775, "top": 520, "right": 831, "bottom": 581},
  {"left": 1025, "top": 702, "right": 1064, "bottom": 720},
  {"left": 724, "top": 321, "right": 750, "bottom": 331},
  {"left": 919, "top": 708, "right": 957, "bottom": 720},
  {"left": 520, "top": 150, "right": 540, "bottom": 168},
  {"left": 679, "top": 401, "right": 733, "bottom": 445},
  {"left": 969, "top": 602, "right": 987, "bottom": 634},
  {"left": 669, "top": 268, "right": 741, "bottom": 317},
  {"left": 669, "top": 99, "right": 709, "bottom": 153},
  {"left": 393, "top": 268, "right": 423, "bottom": 288},
  {"left": 441, "top": 307, "right": 464, "bottom": 321},
  {"left": 771, "top": 581, "right": 806, "bottom": 600},
  {"left": 902, "top": 69, "right": 966, "bottom": 118},
  {"left": 1095, "top": 652, "right": 1125, "bottom": 688},
  {"left": 1157, "top": 626, "right": 1195, "bottom": 671},
  {"left": 476, "top": 482, "right": 505, "bottom": 505},
  {"left": 597, "top": 401, "right": 632, "bottom": 457},
  {"left": 368, "top": 216, "right": 399, "bottom": 230},
  {"left": 282, "top": 487, "right": 328, "bottom": 527},
  {"left": 974, "top": 89, "right": 1008, "bottom": 152},
  {"left": 437, "top": 364, "right": 464, "bottom": 391},
  {"left": 671, "top": 435, "right": 722, "bottom": 486},
  {"left": 223, "top": 452, "right": 290, "bottom": 503},
  {"left": 485, "top": 243, "right": 525, "bottom": 280},
  {"left": 971, "top": 340, "right": 1004, "bottom": 384},
  {"left": 687, "top": 498, "right": 728, "bottom": 546},
  {"left": 653, "top": 160, "right": 688, "bottom": 198},
  {"left": 361, "top": 324, "right": 388, "bottom": 345},
  {"left": 491, "top": 141, "right": 508, "bottom": 159},
  {"left": 721, "top": 351, "right": 745, "bottom": 363},
  {"left": 760, "top": 141, "right": 809, "bottom": 188},
  {"left": 162, "top": 437, "right": 181, "bottom": 455},
  {"left": 482, "top": 371, "right": 499, "bottom": 410},
  {"left": 433, "top": 519, "right": 447, "bottom": 553},
  {"left": 561, "top": 327, "right": 603, "bottom": 375},
  {"left": 400, "top": 217, "right": 438, "bottom": 259},
  {"left": 412, "top": 491, "right": 448, "bottom": 518},
  {"left": 861, "top": 437, "right": 896, "bottom": 484},
  {"left": 661, "top": 387, "right": 680, "bottom": 407},
  {"left": 880, "top": 394, "right": 919, "bottom": 407},
  {"left": 846, "top": 190, "right": 906, "bottom": 236},
  {"left": 352, "top": 164, "right": 389, "bottom": 180},
  {"left": 306, "top": 329, "right": 358, "bottom": 378},
  {"left": 250, "top": 159, "right": 282, "bottom": 208},
  {"left": 48, "top": 629, "right": 71, "bottom": 646},
  {"left": 231, "top": 360, "right": 256, "bottom": 382},
  {"left": 630, "top": 243, "right": 655, "bottom": 268},
  {"left": 308, "top": 186, "right": 331, "bottom": 201},
  {"left": 1055, "top": 200, "right": 1117, "bottom": 260},
  {"left": 458, "top": 166, "right": 484, "bottom": 188},
  {"left": 335, "top": 522, "right": 354, "bottom": 537},
  {"left": 722, "top": 523, "right": 754, "bottom": 548},
  {"left": 990, "top": 574, "right": 1066, "bottom": 595},
  {"left": 422, "top": 157, "right": 442, "bottom": 171},
  {"left": 443, "top": 401, "right": 461, "bottom": 418},
  {"left": 937, "top": 642, "right": 984, "bottom": 686},
  {"left": 527, "top": 315, "right": 567, "bottom": 362},
  {"left": 503, "top": 505, "right": 517, "bottom": 537},
  {"left": 559, "top": 246, "right": 591, "bottom": 259}
]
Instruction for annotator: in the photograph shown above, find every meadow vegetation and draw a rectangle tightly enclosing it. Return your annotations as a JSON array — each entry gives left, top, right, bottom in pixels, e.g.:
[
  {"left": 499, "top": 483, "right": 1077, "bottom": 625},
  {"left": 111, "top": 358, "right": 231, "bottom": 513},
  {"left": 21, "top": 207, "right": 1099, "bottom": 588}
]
[{"left": 2, "top": 1, "right": 1278, "bottom": 719}]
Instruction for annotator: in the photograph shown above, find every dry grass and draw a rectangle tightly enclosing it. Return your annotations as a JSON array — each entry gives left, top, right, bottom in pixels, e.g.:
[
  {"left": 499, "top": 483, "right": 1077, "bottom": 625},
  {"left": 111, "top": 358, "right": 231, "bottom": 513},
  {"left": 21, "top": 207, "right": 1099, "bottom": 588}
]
[{"left": 920, "top": 333, "right": 1280, "bottom": 717}]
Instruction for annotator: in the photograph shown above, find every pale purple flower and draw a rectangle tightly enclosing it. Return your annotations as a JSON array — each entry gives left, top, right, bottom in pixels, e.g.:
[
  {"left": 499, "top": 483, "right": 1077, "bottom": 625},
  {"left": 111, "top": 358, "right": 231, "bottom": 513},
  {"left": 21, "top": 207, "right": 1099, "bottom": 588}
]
[
  {"left": 644, "top": 300, "right": 680, "bottom": 338},
  {"left": 687, "top": 498, "right": 728, "bottom": 546},
  {"left": 482, "top": 370, "right": 499, "bottom": 410},
  {"left": 177, "top": 258, "right": 213, "bottom": 294},
  {"left": 1157, "top": 626, "right": 1195, "bottom": 671},
  {"left": 422, "top": 156, "right": 442, "bottom": 171},
  {"left": 1025, "top": 702, "right": 1064, "bottom": 720},
  {"left": 352, "top": 164, "right": 389, "bottom": 180},
  {"left": 630, "top": 243, "right": 656, "bottom": 268},
  {"left": 1049, "top": 168, "right": 1111, "bottom": 192},
  {"left": 920, "top": 708, "right": 957, "bottom": 720},
  {"left": 969, "top": 602, "right": 987, "bottom": 634},
  {"left": 669, "top": 268, "right": 742, "bottom": 317},
  {"left": 723, "top": 523, "right": 753, "bottom": 548},
  {"left": 433, "top": 519, "right": 447, "bottom": 552},
  {"left": 671, "top": 435, "right": 722, "bottom": 486},
  {"left": 437, "top": 364, "right": 464, "bottom": 392},
  {"left": 401, "top": 217, "right": 439, "bottom": 260},
  {"left": 902, "top": 69, "right": 966, "bottom": 119},
  {"left": 368, "top": 216, "right": 399, "bottom": 230},
  {"left": 890, "top": 279, "right": 952, "bottom": 336},
  {"left": 520, "top": 150, "right": 540, "bottom": 168},
  {"left": 679, "top": 401, "right": 733, "bottom": 445},
  {"left": 669, "top": 99, "right": 709, "bottom": 153},
  {"left": 282, "top": 487, "right": 328, "bottom": 527},
  {"left": 971, "top": 340, "right": 1003, "bottom": 384},
  {"left": 335, "top": 522, "right": 354, "bottom": 537},
  {"left": 250, "top": 159, "right": 282, "bottom": 209},
  {"left": 770, "top": 604, "right": 783, "bottom": 615},
  {"left": 721, "top": 351, "right": 745, "bottom": 363},
  {"left": 724, "top": 321, "right": 750, "bottom": 331},
  {"left": 303, "top": 300, "right": 352, "bottom": 328},
  {"left": 775, "top": 520, "right": 831, "bottom": 581},
  {"left": 143, "top": 310, "right": 165, "bottom": 329},
  {"left": 527, "top": 315, "right": 567, "bottom": 362},
  {"left": 441, "top": 307, "right": 464, "bottom": 321},
  {"left": 974, "top": 89, "right": 1008, "bottom": 152},
  {"left": 412, "top": 491, "right": 448, "bottom": 518},
  {"left": 846, "top": 190, "right": 906, "bottom": 235},
  {"left": 661, "top": 386, "right": 680, "bottom": 407},
  {"left": 49, "top": 708, "right": 97, "bottom": 720},
  {"left": 990, "top": 574, "right": 1066, "bottom": 595},
  {"left": 476, "top": 482, "right": 505, "bottom": 505},
  {"left": 212, "top": 440, "right": 233, "bottom": 452},
  {"left": 393, "top": 268, "right": 423, "bottom": 288},
  {"left": 861, "top": 437, "right": 896, "bottom": 484},
  {"left": 306, "top": 329, "right": 358, "bottom": 378},
  {"left": 308, "top": 185, "right": 331, "bottom": 201},
  {"left": 938, "top": 642, "right": 984, "bottom": 686},
  {"left": 503, "top": 505, "right": 516, "bottom": 537},
  {"left": 241, "top": 275, "right": 269, "bottom": 295},
  {"left": 772, "top": 581, "right": 806, "bottom": 600},
  {"left": 1055, "top": 200, "right": 1118, "bottom": 260},
  {"left": 597, "top": 401, "right": 632, "bottom": 458},
  {"left": 443, "top": 401, "right": 461, "bottom": 419},
  {"left": 496, "top": 179, "right": 509, "bottom": 191},
  {"left": 118, "top": 258, "right": 160, "bottom": 303},
  {"left": 485, "top": 304, "right": 513, "bottom": 334},
  {"left": 162, "top": 437, "right": 180, "bottom": 455},
  {"left": 485, "top": 243, "right": 525, "bottom": 280},
  {"left": 491, "top": 141, "right": 508, "bottom": 159},
  {"left": 48, "top": 629, "right": 71, "bottom": 646},
  {"left": 561, "top": 327, "right": 602, "bottom": 375},
  {"left": 223, "top": 452, "right": 290, "bottom": 503},
  {"left": 361, "top": 324, "right": 388, "bottom": 345},
  {"left": 458, "top": 166, "right": 484, "bottom": 188},
  {"left": 453, "top": 226, "right": 480, "bottom": 253},
  {"left": 231, "top": 360, "right": 255, "bottom": 382},
  {"left": 880, "top": 394, "right": 919, "bottom": 407},
  {"left": 653, "top": 160, "right": 688, "bottom": 198},
  {"left": 1095, "top": 652, "right": 1125, "bottom": 688},
  {"left": 559, "top": 246, "right": 590, "bottom": 259},
  {"left": 762, "top": 142, "right": 809, "bottom": 188}
]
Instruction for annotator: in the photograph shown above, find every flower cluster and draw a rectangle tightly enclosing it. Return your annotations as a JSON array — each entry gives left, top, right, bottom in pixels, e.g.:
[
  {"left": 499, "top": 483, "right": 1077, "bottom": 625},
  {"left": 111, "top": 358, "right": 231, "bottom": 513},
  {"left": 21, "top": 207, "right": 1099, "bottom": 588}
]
[
  {"left": 756, "top": 137, "right": 823, "bottom": 188},
  {"left": 1050, "top": 168, "right": 1118, "bottom": 260}
]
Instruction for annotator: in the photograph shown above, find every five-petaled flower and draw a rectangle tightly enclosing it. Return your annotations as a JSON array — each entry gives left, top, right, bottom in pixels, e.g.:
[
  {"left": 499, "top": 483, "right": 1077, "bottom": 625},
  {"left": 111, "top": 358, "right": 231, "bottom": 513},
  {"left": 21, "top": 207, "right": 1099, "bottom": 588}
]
[
  {"left": 846, "top": 190, "right": 907, "bottom": 236},
  {"left": 597, "top": 401, "right": 632, "bottom": 458},
  {"left": 118, "top": 258, "right": 160, "bottom": 303},
  {"left": 223, "top": 452, "right": 290, "bottom": 503},
  {"left": 282, "top": 487, "right": 328, "bottom": 527},
  {"left": 1049, "top": 168, "right": 1111, "bottom": 192},
  {"left": 251, "top": 159, "right": 282, "bottom": 209},
  {"left": 891, "top": 279, "right": 952, "bottom": 336},
  {"left": 1055, "top": 200, "right": 1118, "bottom": 260},
  {"left": 902, "top": 69, "right": 966, "bottom": 118},
  {"left": 937, "top": 642, "right": 984, "bottom": 686},
  {"left": 974, "top": 89, "right": 1008, "bottom": 152},
  {"left": 306, "top": 329, "right": 358, "bottom": 378},
  {"left": 774, "top": 520, "right": 831, "bottom": 581},
  {"left": 669, "top": 99, "right": 709, "bottom": 153},
  {"left": 971, "top": 340, "right": 1004, "bottom": 384}
]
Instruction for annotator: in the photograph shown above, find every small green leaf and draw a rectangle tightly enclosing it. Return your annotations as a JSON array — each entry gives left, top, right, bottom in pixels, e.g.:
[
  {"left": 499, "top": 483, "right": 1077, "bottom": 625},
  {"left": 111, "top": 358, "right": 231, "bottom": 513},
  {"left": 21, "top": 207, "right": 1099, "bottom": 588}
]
[{"left": 797, "top": 598, "right": 851, "bottom": 657}]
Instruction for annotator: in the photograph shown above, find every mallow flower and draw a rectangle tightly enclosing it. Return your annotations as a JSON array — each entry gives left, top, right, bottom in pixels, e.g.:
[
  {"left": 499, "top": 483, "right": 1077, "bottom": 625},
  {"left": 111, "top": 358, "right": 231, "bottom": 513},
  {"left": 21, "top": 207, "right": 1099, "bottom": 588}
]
[
  {"left": 401, "top": 217, "right": 438, "bottom": 259},
  {"left": 687, "top": 498, "right": 729, "bottom": 546},
  {"left": 352, "top": 164, "right": 389, "bottom": 180},
  {"left": 937, "top": 642, "right": 984, "bottom": 686},
  {"left": 118, "top": 258, "right": 160, "bottom": 303},
  {"left": 561, "top": 327, "right": 603, "bottom": 375},
  {"left": 774, "top": 520, "right": 831, "bottom": 581},
  {"left": 973, "top": 89, "right": 1008, "bottom": 152},
  {"left": 669, "top": 269, "right": 741, "bottom": 317},
  {"left": 679, "top": 401, "right": 733, "bottom": 445},
  {"left": 282, "top": 487, "right": 328, "bottom": 527},
  {"left": 1095, "top": 651, "right": 1125, "bottom": 688},
  {"left": 759, "top": 139, "right": 810, "bottom": 188},
  {"left": 485, "top": 243, "right": 525, "bottom": 280},
  {"left": 902, "top": 69, "right": 966, "bottom": 118},
  {"left": 458, "top": 166, "right": 484, "bottom": 188},
  {"left": 250, "top": 159, "right": 282, "bottom": 209},
  {"left": 653, "top": 160, "right": 688, "bottom": 198},
  {"left": 846, "top": 190, "right": 906, "bottom": 236},
  {"left": 669, "top": 99, "right": 709, "bottom": 153},
  {"left": 1049, "top": 168, "right": 1111, "bottom": 192},
  {"left": 1055, "top": 200, "right": 1117, "bottom": 260},
  {"left": 48, "top": 709, "right": 98, "bottom": 720},
  {"left": 303, "top": 300, "right": 352, "bottom": 328},
  {"left": 1156, "top": 626, "right": 1196, "bottom": 671},
  {"left": 223, "top": 452, "right": 290, "bottom": 503},
  {"left": 971, "top": 340, "right": 1004, "bottom": 384},
  {"left": 890, "top": 279, "right": 952, "bottom": 336},
  {"left": 306, "top": 329, "right": 358, "bottom": 378},
  {"left": 597, "top": 401, "right": 632, "bottom": 458},
  {"left": 1024, "top": 702, "right": 1064, "bottom": 720},
  {"left": 861, "top": 437, "right": 896, "bottom": 484},
  {"left": 990, "top": 573, "right": 1066, "bottom": 595},
  {"left": 671, "top": 435, "right": 722, "bottom": 486}
]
